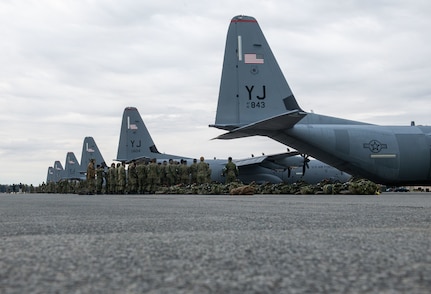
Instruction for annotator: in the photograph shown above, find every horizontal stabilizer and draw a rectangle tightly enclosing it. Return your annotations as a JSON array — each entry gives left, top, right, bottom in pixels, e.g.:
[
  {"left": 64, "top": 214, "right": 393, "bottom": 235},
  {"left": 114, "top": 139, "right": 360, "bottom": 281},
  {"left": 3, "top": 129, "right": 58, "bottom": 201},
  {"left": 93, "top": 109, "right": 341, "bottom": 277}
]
[{"left": 213, "top": 110, "right": 306, "bottom": 140}]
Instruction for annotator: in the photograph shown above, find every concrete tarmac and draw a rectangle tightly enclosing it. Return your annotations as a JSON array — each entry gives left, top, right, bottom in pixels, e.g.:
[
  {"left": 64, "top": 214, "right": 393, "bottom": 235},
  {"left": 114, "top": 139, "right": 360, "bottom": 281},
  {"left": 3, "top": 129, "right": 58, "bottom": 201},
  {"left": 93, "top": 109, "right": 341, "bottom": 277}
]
[{"left": 0, "top": 193, "right": 430, "bottom": 293}]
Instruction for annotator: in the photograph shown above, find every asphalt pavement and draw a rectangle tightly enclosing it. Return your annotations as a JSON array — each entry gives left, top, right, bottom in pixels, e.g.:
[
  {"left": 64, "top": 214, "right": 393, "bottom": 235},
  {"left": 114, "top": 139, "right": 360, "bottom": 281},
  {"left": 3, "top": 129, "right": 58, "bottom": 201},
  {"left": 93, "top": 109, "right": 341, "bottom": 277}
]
[{"left": 0, "top": 192, "right": 430, "bottom": 293}]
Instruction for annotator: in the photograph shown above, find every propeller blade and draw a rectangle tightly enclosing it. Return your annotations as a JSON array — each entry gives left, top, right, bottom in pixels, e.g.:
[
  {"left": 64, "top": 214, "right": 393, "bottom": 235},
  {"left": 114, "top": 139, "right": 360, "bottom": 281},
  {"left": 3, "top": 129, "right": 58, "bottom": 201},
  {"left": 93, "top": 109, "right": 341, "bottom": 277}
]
[{"left": 301, "top": 154, "right": 310, "bottom": 176}]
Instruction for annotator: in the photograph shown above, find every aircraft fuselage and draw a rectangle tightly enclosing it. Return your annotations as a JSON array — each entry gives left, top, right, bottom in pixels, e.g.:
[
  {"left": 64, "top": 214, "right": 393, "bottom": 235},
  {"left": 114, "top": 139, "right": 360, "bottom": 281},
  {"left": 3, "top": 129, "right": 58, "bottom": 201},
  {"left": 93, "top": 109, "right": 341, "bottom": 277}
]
[{"left": 273, "top": 114, "right": 431, "bottom": 185}]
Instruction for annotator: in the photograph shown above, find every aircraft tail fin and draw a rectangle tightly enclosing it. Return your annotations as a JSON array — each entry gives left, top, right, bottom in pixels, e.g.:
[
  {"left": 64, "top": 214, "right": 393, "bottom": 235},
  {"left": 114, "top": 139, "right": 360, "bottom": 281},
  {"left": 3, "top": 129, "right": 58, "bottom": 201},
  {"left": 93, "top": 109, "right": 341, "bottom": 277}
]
[
  {"left": 116, "top": 107, "right": 191, "bottom": 162},
  {"left": 53, "top": 160, "right": 64, "bottom": 182},
  {"left": 63, "top": 152, "right": 82, "bottom": 180},
  {"left": 116, "top": 107, "right": 162, "bottom": 162},
  {"left": 211, "top": 15, "right": 304, "bottom": 131},
  {"left": 80, "top": 136, "right": 107, "bottom": 169},
  {"left": 46, "top": 166, "right": 54, "bottom": 183}
]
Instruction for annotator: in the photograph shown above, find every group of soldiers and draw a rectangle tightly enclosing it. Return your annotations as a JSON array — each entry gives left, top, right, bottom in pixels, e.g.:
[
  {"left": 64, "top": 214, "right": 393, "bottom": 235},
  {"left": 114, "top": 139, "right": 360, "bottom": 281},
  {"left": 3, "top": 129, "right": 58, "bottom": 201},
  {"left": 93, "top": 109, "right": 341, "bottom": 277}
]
[{"left": 85, "top": 156, "right": 238, "bottom": 195}]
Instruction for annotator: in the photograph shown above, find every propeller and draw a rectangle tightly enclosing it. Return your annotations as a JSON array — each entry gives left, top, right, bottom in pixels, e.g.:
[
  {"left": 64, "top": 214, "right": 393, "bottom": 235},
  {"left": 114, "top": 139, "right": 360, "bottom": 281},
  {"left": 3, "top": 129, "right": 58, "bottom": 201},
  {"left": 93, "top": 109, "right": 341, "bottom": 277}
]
[{"left": 301, "top": 154, "right": 310, "bottom": 176}]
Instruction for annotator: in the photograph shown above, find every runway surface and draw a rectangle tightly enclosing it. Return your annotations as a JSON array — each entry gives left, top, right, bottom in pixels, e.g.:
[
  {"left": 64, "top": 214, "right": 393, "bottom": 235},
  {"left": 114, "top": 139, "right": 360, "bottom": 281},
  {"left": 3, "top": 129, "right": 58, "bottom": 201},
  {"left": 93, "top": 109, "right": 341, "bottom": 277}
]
[{"left": 1, "top": 193, "right": 430, "bottom": 293}]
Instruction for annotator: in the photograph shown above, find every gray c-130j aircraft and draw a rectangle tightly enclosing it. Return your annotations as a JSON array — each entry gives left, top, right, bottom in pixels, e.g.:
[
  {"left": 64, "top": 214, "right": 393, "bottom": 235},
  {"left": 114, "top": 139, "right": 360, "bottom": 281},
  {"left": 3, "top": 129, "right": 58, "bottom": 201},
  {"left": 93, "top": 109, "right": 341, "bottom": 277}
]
[
  {"left": 116, "top": 107, "right": 350, "bottom": 184},
  {"left": 210, "top": 15, "right": 431, "bottom": 185}
]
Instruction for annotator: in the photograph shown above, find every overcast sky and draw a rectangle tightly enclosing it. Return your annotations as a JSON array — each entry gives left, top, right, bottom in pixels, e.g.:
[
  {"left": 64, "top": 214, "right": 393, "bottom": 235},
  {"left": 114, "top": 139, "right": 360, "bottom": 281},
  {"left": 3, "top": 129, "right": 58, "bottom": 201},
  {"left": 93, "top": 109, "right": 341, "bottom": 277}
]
[{"left": 1, "top": 0, "right": 431, "bottom": 185}]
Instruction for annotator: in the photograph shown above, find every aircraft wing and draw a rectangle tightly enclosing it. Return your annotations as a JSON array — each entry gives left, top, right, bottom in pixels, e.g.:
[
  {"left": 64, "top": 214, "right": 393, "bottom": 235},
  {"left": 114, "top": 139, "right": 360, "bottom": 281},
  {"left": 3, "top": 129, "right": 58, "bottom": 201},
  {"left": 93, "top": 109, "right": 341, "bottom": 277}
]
[
  {"left": 235, "top": 156, "right": 268, "bottom": 166},
  {"left": 236, "top": 151, "right": 302, "bottom": 170},
  {"left": 212, "top": 110, "right": 307, "bottom": 140}
]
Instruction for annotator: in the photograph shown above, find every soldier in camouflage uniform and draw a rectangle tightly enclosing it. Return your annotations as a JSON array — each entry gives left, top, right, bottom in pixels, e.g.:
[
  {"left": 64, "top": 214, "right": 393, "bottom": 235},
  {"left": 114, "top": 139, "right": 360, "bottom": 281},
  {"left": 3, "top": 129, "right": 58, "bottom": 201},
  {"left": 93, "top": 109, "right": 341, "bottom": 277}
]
[
  {"left": 86, "top": 159, "right": 96, "bottom": 194},
  {"left": 197, "top": 156, "right": 210, "bottom": 184},
  {"left": 223, "top": 157, "right": 239, "bottom": 184},
  {"left": 136, "top": 160, "right": 147, "bottom": 194},
  {"left": 167, "top": 159, "right": 177, "bottom": 186},
  {"left": 179, "top": 159, "right": 190, "bottom": 185},
  {"left": 147, "top": 158, "right": 160, "bottom": 193},
  {"left": 117, "top": 162, "right": 127, "bottom": 194},
  {"left": 96, "top": 164, "right": 104, "bottom": 194},
  {"left": 108, "top": 163, "right": 116, "bottom": 194},
  {"left": 103, "top": 164, "right": 108, "bottom": 194},
  {"left": 206, "top": 161, "right": 212, "bottom": 183},
  {"left": 127, "top": 161, "right": 138, "bottom": 194},
  {"left": 115, "top": 163, "right": 121, "bottom": 193},
  {"left": 189, "top": 158, "right": 198, "bottom": 184},
  {"left": 174, "top": 161, "right": 181, "bottom": 184},
  {"left": 160, "top": 160, "right": 168, "bottom": 186}
]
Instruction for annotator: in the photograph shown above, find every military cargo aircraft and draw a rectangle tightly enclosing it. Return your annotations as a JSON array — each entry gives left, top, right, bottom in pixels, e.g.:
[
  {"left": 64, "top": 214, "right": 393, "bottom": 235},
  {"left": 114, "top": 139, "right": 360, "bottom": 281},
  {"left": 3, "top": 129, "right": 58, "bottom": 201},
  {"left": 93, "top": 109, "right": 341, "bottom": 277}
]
[
  {"left": 116, "top": 107, "right": 350, "bottom": 184},
  {"left": 210, "top": 15, "right": 431, "bottom": 185}
]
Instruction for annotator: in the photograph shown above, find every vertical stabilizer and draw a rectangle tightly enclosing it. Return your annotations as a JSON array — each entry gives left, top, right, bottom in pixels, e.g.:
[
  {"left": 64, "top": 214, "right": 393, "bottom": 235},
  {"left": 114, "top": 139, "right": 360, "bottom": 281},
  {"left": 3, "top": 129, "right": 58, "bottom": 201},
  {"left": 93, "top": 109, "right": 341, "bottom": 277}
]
[
  {"left": 63, "top": 152, "right": 83, "bottom": 180},
  {"left": 116, "top": 107, "right": 188, "bottom": 162},
  {"left": 53, "top": 161, "right": 64, "bottom": 182},
  {"left": 212, "top": 15, "right": 302, "bottom": 130},
  {"left": 80, "top": 136, "right": 107, "bottom": 169},
  {"left": 116, "top": 107, "right": 161, "bottom": 162},
  {"left": 46, "top": 166, "right": 54, "bottom": 183}
]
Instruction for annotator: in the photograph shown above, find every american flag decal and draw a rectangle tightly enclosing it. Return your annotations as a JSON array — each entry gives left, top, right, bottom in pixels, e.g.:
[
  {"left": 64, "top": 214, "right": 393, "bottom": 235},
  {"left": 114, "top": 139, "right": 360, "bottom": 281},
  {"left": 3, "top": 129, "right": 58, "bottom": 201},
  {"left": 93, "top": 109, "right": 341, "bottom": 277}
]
[{"left": 244, "top": 53, "right": 264, "bottom": 64}]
